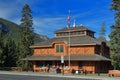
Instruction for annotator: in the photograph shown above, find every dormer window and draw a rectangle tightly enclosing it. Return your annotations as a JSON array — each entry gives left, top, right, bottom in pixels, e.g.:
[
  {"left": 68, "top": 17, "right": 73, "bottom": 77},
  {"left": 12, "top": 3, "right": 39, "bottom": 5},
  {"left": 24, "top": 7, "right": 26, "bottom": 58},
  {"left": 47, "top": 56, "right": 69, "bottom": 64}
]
[{"left": 56, "top": 45, "right": 64, "bottom": 53}]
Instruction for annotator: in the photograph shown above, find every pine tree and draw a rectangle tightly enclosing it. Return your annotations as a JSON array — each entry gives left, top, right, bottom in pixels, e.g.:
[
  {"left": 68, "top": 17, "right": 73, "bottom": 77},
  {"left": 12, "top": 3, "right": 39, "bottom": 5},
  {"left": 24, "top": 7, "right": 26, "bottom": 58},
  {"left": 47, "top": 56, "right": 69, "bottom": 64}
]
[
  {"left": 98, "top": 22, "right": 106, "bottom": 41},
  {"left": 4, "top": 36, "right": 17, "bottom": 67},
  {"left": 109, "top": 0, "right": 120, "bottom": 70},
  {"left": 0, "top": 31, "right": 5, "bottom": 67},
  {"left": 17, "top": 4, "right": 34, "bottom": 70}
]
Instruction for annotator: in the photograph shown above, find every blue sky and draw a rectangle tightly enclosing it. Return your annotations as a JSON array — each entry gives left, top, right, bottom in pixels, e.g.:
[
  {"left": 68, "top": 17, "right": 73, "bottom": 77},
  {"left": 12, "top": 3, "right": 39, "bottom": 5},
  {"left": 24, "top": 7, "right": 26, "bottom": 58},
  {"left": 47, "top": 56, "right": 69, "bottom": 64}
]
[{"left": 0, "top": 0, "right": 114, "bottom": 40}]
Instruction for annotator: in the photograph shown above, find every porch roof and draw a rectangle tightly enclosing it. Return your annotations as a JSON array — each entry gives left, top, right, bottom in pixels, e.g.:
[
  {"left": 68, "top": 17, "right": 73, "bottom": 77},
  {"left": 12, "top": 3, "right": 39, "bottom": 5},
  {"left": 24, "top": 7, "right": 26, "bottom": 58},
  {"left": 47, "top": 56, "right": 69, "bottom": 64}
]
[{"left": 22, "top": 54, "right": 110, "bottom": 61}]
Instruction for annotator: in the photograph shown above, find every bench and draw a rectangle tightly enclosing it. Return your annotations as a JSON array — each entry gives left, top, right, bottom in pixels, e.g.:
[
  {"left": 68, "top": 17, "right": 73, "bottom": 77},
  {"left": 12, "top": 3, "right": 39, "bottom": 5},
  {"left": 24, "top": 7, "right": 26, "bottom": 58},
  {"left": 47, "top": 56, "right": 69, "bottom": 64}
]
[
  {"left": 108, "top": 70, "right": 120, "bottom": 77},
  {"left": 34, "top": 67, "right": 50, "bottom": 72},
  {"left": 11, "top": 67, "right": 22, "bottom": 72},
  {"left": 34, "top": 68, "right": 43, "bottom": 72}
]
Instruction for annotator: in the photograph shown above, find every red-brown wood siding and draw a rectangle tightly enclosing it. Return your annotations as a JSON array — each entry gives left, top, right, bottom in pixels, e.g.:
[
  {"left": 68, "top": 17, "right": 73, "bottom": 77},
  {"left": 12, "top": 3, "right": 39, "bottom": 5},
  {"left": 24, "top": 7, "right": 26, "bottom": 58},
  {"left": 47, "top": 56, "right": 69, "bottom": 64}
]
[{"left": 34, "top": 44, "right": 95, "bottom": 56}]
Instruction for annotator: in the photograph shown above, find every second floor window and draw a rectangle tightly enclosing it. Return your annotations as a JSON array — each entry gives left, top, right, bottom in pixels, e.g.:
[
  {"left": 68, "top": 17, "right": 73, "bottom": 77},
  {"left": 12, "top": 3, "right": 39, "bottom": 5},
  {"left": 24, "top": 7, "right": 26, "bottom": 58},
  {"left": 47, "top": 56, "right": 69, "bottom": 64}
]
[{"left": 56, "top": 45, "right": 64, "bottom": 53}]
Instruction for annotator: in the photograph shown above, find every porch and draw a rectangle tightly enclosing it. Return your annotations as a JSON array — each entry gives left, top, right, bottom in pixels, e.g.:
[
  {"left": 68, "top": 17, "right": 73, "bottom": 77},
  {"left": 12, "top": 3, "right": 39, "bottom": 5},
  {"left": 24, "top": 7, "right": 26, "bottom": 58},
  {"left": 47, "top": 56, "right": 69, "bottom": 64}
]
[{"left": 22, "top": 54, "right": 111, "bottom": 74}]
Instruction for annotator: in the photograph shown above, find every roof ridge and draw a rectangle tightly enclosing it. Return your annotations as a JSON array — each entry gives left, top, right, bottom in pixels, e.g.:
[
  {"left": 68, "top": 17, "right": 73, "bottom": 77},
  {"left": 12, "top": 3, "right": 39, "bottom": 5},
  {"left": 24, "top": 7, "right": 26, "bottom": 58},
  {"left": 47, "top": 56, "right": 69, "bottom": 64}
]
[{"left": 54, "top": 26, "right": 94, "bottom": 33}]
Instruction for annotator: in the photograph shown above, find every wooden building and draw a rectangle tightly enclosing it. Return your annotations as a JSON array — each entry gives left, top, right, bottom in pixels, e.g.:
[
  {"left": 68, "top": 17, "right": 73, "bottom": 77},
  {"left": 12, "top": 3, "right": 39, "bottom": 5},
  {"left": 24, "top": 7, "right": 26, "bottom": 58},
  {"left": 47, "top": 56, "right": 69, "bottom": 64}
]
[{"left": 24, "top": 26, "right": 111, "bottom": 73}]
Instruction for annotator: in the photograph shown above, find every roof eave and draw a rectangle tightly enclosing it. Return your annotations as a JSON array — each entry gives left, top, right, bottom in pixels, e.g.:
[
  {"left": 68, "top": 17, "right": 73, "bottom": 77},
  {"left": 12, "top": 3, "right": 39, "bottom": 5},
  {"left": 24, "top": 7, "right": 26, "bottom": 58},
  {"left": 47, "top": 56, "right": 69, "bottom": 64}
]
[
  {"left": 30, "top": 45, "right": 52, "bottom": 48},
  {"left": 30, "top": 43, "right": 99, "bottom": 48}
]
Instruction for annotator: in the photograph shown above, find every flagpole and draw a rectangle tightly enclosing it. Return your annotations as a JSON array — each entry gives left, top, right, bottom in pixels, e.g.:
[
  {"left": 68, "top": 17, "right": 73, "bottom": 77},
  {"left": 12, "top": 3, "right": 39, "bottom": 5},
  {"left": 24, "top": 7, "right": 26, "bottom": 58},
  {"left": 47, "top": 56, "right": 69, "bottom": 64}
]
[
  {"left": 68, "top": 10, "right": 71, "bottom": 69},
  {"left": 68, "top": 25, "right": 70, "bottom": 69}
]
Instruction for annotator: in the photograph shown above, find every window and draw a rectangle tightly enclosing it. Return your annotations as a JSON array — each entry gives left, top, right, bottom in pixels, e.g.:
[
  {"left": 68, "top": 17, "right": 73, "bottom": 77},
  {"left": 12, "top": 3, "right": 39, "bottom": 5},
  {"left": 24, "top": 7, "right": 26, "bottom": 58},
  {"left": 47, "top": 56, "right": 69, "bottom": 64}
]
[
  {"left": 60, "top": 33, "right": 62, "bottom": 36},
  {"left": 82, "top": 31, "right": 85, "bottom": 34},
  {"left": 36, "top": 61, "right": 42, "bottom": 68},
  {"left": 56, "top": 33, "right": 61, "bottom": 37},
  {"left": 74, "top": 32, "right": 77, "bottom": 35},
  {"left": 79, "top": 62, "right": 82, "bottom": 68},
  {"left": 77, "top": 31, "right": 80, "bottom": 35},
  {"left": 56, "top": 45, "right": 64, "bottom": 53}
]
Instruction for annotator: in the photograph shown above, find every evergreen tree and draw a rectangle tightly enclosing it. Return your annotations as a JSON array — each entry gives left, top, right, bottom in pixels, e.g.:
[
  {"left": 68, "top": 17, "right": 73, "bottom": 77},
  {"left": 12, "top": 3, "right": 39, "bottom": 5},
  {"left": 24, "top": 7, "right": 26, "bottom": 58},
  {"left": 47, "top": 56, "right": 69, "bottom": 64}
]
[
  {"left": 98, "top": 22, "right": 106, "bottom": 41},
  {"left": 109, "top": 0, "right": 120, "bottom": 70},
  {"left": 0, "top": 31, "right": 5, "bottom": 67},
  {"left": 17, "top": 4, "right": 34, "bottom": 69},
  {"left": 4, "top": 36, "right": 17, "bottom": 67}
]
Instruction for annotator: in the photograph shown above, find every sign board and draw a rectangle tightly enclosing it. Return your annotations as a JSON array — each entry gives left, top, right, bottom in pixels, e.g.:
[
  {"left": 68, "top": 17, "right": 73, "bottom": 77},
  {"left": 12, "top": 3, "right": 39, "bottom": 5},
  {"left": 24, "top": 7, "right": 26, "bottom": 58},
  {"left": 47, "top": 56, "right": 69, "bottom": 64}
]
[{"left": 61, "top": 56, "right": 64, "bottom": 63}]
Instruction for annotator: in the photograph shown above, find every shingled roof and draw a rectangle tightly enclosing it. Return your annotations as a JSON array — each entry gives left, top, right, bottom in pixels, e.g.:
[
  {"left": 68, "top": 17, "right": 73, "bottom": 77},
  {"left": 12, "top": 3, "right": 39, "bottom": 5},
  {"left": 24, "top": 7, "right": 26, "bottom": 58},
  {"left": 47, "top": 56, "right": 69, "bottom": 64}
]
[
  {"left": 54, "top": 26, "right": 95, "bottom": 34},
  {"left": 30, "top": 35, "right": 102, "bottom": 48},
  {"left": 22, "top": 54, "right": 110, "bottom": 61}
]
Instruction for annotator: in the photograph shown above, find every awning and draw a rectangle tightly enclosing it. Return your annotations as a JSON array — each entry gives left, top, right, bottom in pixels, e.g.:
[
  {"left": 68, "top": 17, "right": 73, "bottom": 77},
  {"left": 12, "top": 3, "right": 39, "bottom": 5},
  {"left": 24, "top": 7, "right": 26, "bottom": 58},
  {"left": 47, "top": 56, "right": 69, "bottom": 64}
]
[{"left": 22, "top": 54, "right": 111, "bottom": 61}]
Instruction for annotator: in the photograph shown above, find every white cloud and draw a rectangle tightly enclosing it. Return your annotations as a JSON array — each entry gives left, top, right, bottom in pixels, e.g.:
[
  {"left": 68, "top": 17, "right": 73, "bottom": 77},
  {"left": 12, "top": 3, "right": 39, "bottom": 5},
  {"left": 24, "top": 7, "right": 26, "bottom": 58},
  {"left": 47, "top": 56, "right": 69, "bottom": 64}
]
[{"left": 33, "top": 16, "right": 67, "bottom": 37}]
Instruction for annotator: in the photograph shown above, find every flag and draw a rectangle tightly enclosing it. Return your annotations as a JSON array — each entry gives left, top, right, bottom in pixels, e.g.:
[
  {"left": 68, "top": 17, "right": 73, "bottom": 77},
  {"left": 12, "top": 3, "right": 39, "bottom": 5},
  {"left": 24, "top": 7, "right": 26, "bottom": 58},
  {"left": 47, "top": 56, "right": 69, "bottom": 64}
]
[{"left": 68, "top": 10, "right": 70, "bottom": 28}]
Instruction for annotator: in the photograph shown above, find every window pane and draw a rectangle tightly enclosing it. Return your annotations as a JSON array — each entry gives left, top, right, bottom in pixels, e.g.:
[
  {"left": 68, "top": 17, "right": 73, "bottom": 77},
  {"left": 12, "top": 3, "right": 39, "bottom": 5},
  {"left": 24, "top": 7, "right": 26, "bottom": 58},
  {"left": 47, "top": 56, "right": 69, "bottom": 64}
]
[
  {"left": 60, "top": 45, "right": 64, "bottom": 52},
  {"left": 56, "top": 45, "right": 59, "bottom": 52},
  {"left": 82, "top": 31, "right": 85, "bottom": 34},
  {"left": 77, "top": 31, "right": 80, "bottom": 34},
  {"left": 56, "top": 34, "right": 59, "bottom": 36}
]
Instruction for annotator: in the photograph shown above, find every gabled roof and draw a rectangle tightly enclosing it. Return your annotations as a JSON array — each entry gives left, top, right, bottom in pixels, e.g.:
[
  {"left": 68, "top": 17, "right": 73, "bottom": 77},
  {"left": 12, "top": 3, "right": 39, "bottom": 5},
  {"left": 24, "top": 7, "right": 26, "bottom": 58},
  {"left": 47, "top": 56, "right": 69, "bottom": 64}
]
[
  {"left": 30, "top": 35, "right": 102, "bottom": 48},
  {"left": 54, "top": 26, "right": 95, "bottom": 34},
  {"left": 22, "top": 54, "right": 110, "bottom": 61}
]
